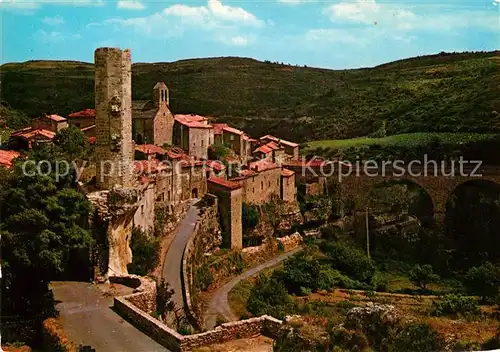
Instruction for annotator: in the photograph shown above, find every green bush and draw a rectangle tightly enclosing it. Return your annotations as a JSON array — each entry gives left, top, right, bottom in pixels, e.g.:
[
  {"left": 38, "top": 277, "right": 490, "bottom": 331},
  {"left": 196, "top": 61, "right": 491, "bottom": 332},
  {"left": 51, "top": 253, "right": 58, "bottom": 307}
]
[
  {"left": 195, "top": 264, "right": 213, "bottom": 291},
  {"left": 392, "top": 323, "right": 444, "bottom": 352},
  {"left": 409, "top": 264, "right": 439, "bottom": 290},
  {"left": 465, "top": 262, "right": 500, "bottom": 303},
  {"left": 247, "top": 274, "right": 294, "bottom": 319},
  {"left": 317, "top": 267, "right": 357, "bottom": 291},
  {"left": 431, "top": 294, "right": 480, "bottom": 318},
  {"left": 242, "top": 203, "right": 260, "bottom": 234},
  {"left": 322, "top": 242, "right": 375, "bottom": 283},
  {"left": 127, "top": 227, "right": 160, "bottom": 276},
  {"left": 282, "top": 255, "right": 321, "bottom": 293}
]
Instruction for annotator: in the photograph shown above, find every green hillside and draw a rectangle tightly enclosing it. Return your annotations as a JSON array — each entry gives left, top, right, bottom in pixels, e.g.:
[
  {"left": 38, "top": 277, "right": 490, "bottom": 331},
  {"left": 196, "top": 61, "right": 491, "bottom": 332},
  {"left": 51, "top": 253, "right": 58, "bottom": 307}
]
[{"left": 1, "top": 51, "right": 499, "bottom": 142}]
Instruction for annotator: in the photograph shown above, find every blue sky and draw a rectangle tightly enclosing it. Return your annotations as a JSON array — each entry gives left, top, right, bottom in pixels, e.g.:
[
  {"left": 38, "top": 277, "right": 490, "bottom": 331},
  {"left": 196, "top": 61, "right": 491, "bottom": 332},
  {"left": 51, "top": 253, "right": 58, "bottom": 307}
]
[{"left": 1, "top": 0, "right": 499, "bottom": 69}]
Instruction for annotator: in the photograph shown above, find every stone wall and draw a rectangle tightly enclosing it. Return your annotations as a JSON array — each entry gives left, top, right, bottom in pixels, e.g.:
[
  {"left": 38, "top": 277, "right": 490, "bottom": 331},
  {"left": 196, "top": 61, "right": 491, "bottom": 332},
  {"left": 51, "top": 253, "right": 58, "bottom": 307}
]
[
  {"left": 113, "top": 291, "right": 283, "bottom": 352},
  {"left": 238, "top": 167, "right": 281, "bottom": 205},
  {"left": 241, "top": 233, "right": 302, "bottom": 262},
  {"left": 133, "top": 182, "right": 156, "bottom": 232},
  {"left": 182, "top": 194, "right": 221, "bottom": 328}
]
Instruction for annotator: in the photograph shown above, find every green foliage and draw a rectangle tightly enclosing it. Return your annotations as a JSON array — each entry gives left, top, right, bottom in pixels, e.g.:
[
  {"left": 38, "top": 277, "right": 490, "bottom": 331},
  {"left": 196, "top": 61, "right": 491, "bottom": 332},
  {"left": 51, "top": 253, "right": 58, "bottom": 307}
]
[
  {"left": 53, "top": 125, "right": 89, "bottom": 159},
  {"left": 242, "top": 203, "right": 260, "bottom": 234},
  {"left": 247, "top": 274, "right": 294, "bottom": 319},
  {"left": 207, "top": 144, "right": 229, "bottom": 160},
  {"left": 464, "top": 262, "right": 500, "bottom": 303},
  {"left": 321, "top": 242, "right": 376, "bottom": 283},
  {"left": 0, "top": 147, "right": 93, "bottom": 318},
  {"left": 195, "top": 264, "right": 214, "bottom": 291},
  {"left": 317, "top": 267, "right": 357, "bottom": 291},
  {"left": 409, "top": 264, "right": 439, "bottom": 290},
  {"left": 127, "top": 227, "right": 160, "bottom": 276},
  {"left": 431, "top": 294, "right": 480, "bottom": 318},
  {"left": 215, "top": 315, "right": 228, "bottom": 327},
  {"left": 282, "top": 255, "right": 321, "bottom": 294},
  {"left": 392, "top": 323, "right": 445, "bottom": 352},
  {"left": 155, "top": 279, "right": 176, "bottom": 321},
  {"left": 0, "top": 100, "right": 30, "bottom": 129}
]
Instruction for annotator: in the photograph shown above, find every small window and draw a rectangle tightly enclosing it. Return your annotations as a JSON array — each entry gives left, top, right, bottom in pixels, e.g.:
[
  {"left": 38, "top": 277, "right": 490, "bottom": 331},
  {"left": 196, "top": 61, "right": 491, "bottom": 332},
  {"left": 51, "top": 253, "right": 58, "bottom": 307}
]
[
  {"left": 261, "top": 181, "right": 263, "bottom": 190},
  {"left": 230, "top": 134, "right": 234, "bottom": 141},
  {"left": 268, "top": 181, "right": 270, "bottom": 187},
  {"left": 252, "top": 188, "right": 254, "bottom": 193},
  {"left": 141, "top": 205, "right": 144, "bottom": 214},
  {"left": 201, "top": 140, "right": 204, "bottom": 147}
]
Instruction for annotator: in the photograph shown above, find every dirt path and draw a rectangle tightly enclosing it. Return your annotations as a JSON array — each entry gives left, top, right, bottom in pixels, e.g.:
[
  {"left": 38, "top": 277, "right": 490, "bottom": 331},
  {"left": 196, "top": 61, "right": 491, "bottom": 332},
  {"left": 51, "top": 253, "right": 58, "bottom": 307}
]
[
  {"left": 162, "top": 201, "right": 200, "bottom": 309},
  {"left": 203, "top": 247, "right": 302, "bottom": 329},
  {"left": 51, "top": 281, "right": 168, "bottom": 352}
]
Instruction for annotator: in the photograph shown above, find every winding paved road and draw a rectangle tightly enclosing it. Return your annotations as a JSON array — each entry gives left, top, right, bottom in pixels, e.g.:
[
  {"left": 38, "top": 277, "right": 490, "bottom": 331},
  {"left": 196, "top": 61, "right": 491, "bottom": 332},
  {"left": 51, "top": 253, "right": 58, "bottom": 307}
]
[
  {"left": 52, "top": 281, "right": 168, "bottom": 352},
  {"left": 162, "top": 201, "right": 200, "bottom": 309},
  {"left": 203, "top": 247, "right": 303, "bottom": 329}
]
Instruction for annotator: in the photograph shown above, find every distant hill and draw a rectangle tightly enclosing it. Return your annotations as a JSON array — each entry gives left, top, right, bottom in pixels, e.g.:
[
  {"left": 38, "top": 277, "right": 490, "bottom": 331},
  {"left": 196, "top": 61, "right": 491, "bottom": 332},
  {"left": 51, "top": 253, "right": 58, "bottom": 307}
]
[{"left": 1, "top": 51, "right": 499, "bottom": 142}]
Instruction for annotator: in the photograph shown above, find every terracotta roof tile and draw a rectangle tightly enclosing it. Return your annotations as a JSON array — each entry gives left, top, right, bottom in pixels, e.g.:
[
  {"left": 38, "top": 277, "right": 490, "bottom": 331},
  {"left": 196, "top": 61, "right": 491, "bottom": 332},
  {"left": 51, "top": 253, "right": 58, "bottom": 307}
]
[
  {"left": 11, "top": 127, "right": 56, "bottom": 140},
  {"left": 281, "top": 168, "right": 295, "bottom": 177},
  {"left": 212, "top": 123, "right": 228, "bottom": 135},
  {"left": 68, "top": 109, "right": 96, "bottom": 119},
  {"left": 223, "top": 126, "right": 244, "bottom": 136},
  {"left": 249, "top": 159, "right": 280, "bottom": 172},
  {"left": 254, "top": 145, "right": 273, "bottom": 154},
  {"left": 205, "top": 160, "right": 226, "bottom": 172},
  {"left": 208, "top": 176, "right": 242, "bottom": 190},
  {"left": 46, "top": 114, "right": 66, "bottom": 122},
  {"left": 260, "top": 134, "right": 298, "bottom": 148},
  {"left": 135, "top": 144, "right": 166, "bottom": 155},
  {"left": 0, "top": 150, "right": 21, "bottom": 168},
  {"left": 175, "top": 114, "right": 213, "bottom": 129}
]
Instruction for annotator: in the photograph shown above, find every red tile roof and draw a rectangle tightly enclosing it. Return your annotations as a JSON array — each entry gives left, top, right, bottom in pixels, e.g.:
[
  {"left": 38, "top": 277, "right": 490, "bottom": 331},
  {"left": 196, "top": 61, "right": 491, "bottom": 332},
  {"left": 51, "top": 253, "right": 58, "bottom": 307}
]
[
  {"left": 281, "top": 168, "right": 295, "bottom": 177},
  {"left": 249, "top": 159, "right": 280, "bottom": 172},
  {"left": 239, "top": 169, "right": 257, "bottom": 177},
  {"left": 0, "top": 150, "right": 21, "bottom": 168},
  {"left": 212, "top": 123, "right": 228, "bottom": 135},
  {"left": 253, "top": 144, "right": 273, "bottom": 154},
  {"left": 68, "top": 109, "right": 96, "bottom": 119},
  {"left": 223, "top": 126, "right": 244, "bottom": 136},
  {"left": 135, "top": 144, "right": 166, "bottom": 155},
  {"left": 11, "top": 127, "right": 56, "bottom": 140},
  {"left": 205, "top": 160, "right": 226, "bottom": 172},
  {"left": 175, "top": 114, "right": 213, "bottom": 129},
  {"left": 46, "top": 114, "right": 66, "bottom": 122},
  {"left": 134, "top": 159, "right": 168, "bottom": 174},
  {"left": 260, "top": 134, "right": 298, "bottom": 148},
  {"left": 208, "top": 176, "right": 242, "bottom": 190}
]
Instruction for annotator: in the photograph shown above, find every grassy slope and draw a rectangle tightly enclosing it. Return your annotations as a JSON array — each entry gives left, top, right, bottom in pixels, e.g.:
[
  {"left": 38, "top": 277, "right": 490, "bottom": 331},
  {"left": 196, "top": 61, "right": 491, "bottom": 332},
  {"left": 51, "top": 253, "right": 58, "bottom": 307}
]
[
  {"left": 304, "top": 132, "right": 499, "bottom": 151},
  {"left": 1, "top": 52, "right": 499, "bottom": 142}
]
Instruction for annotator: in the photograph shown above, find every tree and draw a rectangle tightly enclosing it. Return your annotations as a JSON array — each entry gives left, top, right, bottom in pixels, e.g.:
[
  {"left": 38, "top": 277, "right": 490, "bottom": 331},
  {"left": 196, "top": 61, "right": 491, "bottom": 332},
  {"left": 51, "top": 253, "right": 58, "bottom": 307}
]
[
  {"left": 53, "top": 125, "right": 89, "bottom": 159},
  {"left": 156, "top": 279, "right": 176, "bottom": 322},
  {"left": 322, "top": 241, "right": 375, "bottom": 283},
  {"left": 465, "top": 262, "right": 500, "bottom": 303},
  {"left": 282, "top": 255, "right": 321, "bottom": 294},
  {"left": 409, "top": 264, "right": 439, "bottom": 290},
  {"left": 393, "top": 323, "right": 444, "bottom": 352},
  {"left": 1, "top": 151, "right": 93, "bottom": 318},
  {"left": 247, "top": 274, "right": 293, "bottom": 319},
  {"left": 242, "top": 203, "right": 260, "bottom": 234},
  {"left": 127, "top": 227, "right": 160, "bottom": 276}
]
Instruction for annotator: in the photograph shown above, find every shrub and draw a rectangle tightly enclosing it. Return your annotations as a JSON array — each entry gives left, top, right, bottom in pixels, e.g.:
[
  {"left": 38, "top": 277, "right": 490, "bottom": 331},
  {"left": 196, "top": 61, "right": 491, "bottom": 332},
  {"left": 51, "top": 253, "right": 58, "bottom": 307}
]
[
  {"left": 242, "top": 203, "right": 260, "bottom": 234},
  {"left": 329, "top": 327, "right": 370, "bottom": 352},
  {"left": 431, "top": 294, "right": 480, "bottom": 318},
  {"left": 127, "top": 227, "right": 160, "bottom": 276},
  {"left": 465, "top": 262, "right": 500, "bottom": 303},
  {"left": 246, "top": 275, "right": 294, "bottom": 319},
  {"left": 317, "top": 267, "right": 357, "bottom": 291},
  {"left": 215, "top": 315, "right": 228, "bottom": 327},
  {"left": 195, "top": 264, "right": 213, "bottom": 291},
  {"left": 409, "top": 264, "right": 439, "bottom": 290},
  {"left": 282, "top": 255, "right": 321, "bottom": 293},
  {"left": 392, "top": 323, "right": 444, "bottom": 352},
  {"left": 322, "top": 242, "right": 376, "bottom": 283}
]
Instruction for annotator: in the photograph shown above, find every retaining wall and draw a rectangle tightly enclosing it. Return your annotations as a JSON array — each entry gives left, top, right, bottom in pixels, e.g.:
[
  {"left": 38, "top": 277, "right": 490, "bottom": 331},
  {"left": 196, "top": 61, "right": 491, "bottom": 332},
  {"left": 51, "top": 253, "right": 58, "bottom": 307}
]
[{"left": 114, "top": 291, "right": 282, "bottom": 352}]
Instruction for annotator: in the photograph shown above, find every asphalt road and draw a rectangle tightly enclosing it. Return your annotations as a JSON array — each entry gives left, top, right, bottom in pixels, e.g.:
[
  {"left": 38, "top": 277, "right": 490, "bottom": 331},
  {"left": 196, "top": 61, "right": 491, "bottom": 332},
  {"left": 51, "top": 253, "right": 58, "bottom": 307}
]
[
  {"left": 203, "top": 247, "right": 303, "bottom": 329},
  {"left": 51, "top": 281, "right": 169, "bottom": 352},
  {"left": 162, "top": 202, "right": 200, "bottom": 309}
]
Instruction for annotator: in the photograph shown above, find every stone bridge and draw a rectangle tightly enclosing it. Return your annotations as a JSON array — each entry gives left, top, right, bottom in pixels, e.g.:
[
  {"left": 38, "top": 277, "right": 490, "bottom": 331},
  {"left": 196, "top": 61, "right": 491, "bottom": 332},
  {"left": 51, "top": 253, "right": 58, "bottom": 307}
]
[{"left": 284, "top": 161, "right": 500, "bottom": 221}]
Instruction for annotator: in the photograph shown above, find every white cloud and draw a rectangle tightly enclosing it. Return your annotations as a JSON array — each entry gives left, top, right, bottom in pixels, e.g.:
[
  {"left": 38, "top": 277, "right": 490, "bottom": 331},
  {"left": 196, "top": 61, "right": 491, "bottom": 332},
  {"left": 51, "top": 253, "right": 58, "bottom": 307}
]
[
  {"left": 230, "top": 35, "right": 248, "bottom": 46},
  {"left": 42, "top": 15, "right": 65, "bottom": 25},
  {"left": 1, "top": 0, "right": 103, "bottom": 11},
  {"left": 117, "top": 0, "right": 145, "bottom": 10},
  {"left": 34, "top": 29, "right": 82, "bottom": 43},
  {"left": 277, "top": 0, "right": 311, "bottom": 5},
  {"left": 324, "top": 0, "right": 499, "bottom": 32},
  {"left": 94, "top": 0, "right": 264, "bottom": 42}
]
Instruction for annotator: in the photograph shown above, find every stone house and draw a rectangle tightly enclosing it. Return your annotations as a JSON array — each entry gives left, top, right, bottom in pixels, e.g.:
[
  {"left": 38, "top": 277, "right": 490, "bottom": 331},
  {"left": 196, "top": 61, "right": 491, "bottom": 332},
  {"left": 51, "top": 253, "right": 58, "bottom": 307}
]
[
  {"left": 281, "top": 168, "right": 296, "bottom": 202},
  {"left": 173, "top": 114, "right": 214, "bottom": 160},
  {"left": 32, "top": 114, "right": 68, "bottom": 133},
  {"left": 260, "top": 134, "right": 299, "bottom": 160},
  {"left": 253, "top": 140, "right": 285, "bottom": 164},
  {"left": 132, "top": 82, "right": 174, "bottom": 146},
  {"left": 9, "top": 115, "right": 63, "bottom": 149},
  {"left": 67, "top": 109, "right": 96, "bottom": 129}
]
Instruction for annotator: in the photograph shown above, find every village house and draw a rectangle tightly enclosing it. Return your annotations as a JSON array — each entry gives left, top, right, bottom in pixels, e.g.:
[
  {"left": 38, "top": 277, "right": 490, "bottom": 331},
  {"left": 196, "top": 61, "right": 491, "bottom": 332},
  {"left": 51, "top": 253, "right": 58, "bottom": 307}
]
[
  {"left": 8, "top": 114, "right": 67, "bottom": 149},
  {"left": 260, "top": 134, "right": 299, "bottom": 160},
  {"left": 172, "top": 114, "right": 214, "bottom": 160}
]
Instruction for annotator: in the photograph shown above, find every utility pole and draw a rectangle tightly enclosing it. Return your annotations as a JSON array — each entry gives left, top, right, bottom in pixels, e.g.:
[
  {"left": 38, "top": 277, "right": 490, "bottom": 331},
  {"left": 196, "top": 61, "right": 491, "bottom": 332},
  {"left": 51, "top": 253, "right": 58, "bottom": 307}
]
[{"left": 365, "top": 206, "right": 370, "bottom": 259}]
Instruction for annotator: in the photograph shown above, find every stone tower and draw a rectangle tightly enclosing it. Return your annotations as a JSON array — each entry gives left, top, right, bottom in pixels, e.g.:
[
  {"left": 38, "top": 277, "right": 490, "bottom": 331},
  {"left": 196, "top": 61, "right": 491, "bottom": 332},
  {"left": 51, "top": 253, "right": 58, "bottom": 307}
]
[
  {"left": 95, "top": 48, "right": 134, "bottom": 189},
  {"left": 153, "top": 81, "right": 169, "bottom": 107}
]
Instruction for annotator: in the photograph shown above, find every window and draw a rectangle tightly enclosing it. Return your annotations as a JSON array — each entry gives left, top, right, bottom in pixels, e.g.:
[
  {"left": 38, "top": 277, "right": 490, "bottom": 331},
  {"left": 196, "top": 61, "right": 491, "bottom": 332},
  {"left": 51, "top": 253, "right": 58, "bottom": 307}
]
[
  {"left": 252, "top": 188, "right": 254, "bottom": 193},
  {"left": 230, "top": 134, "right": 234, "bottom": 141},
  {"left": 261, "top": 181, "right": 263, "bottom": 190},
  {"left": 141, "top": 205, "right": 144, "bottom": 214},
  {"left": 268, "top": 181, "right": 270, "bottom": 187},
  {"left": 201, "top": 140, "right": 204, "bottom": 147}
]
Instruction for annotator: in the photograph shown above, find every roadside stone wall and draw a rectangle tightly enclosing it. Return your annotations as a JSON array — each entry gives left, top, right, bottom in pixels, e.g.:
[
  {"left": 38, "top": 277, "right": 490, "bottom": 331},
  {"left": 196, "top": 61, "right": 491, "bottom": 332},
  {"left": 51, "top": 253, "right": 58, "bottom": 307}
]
[
  {"left": 113, "top": 291, "right": 283, "bottom": 352},
  {"left": 241, "top": 232, "right": 302, "bottom": 262},
  {"left": 182, "top": 194, "right": 222, "bottom": 328},
  {"left": 110, "top": 275, "right": 157, "bottom": 314}
]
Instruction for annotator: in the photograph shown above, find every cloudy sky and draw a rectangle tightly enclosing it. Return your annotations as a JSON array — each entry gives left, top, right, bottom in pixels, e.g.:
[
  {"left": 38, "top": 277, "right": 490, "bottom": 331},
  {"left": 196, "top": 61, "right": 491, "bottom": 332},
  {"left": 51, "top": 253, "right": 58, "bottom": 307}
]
[{"left": 1, "top": 0, "right": 499, "bottom": 68}]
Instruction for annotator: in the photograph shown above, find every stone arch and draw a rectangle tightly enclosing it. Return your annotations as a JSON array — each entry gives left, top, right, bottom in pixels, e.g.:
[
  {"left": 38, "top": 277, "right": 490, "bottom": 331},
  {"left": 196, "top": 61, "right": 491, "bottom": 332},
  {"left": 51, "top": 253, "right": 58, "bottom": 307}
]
[
  {"left": 365, "top": 178, "right": 435, "bottom": 225},
  {"left": 444, "top": 179, "right": 500, "bottom": 267}
]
